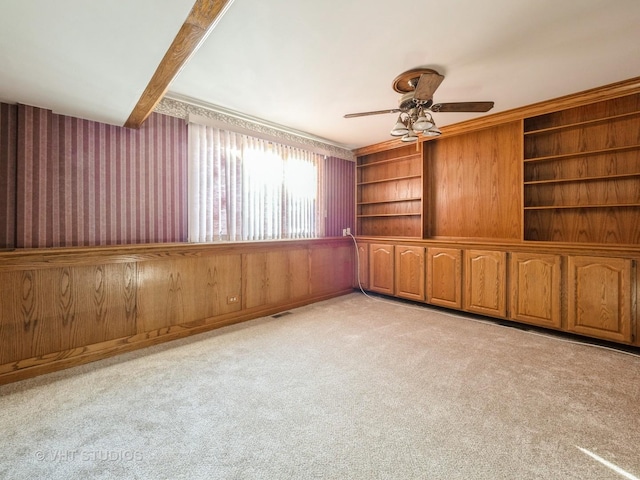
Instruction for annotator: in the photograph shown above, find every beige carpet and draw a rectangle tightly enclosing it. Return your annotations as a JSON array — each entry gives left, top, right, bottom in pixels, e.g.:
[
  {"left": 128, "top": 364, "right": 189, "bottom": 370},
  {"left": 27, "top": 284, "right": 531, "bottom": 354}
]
[{"left": 1, "top": 292, "right": 639, "bottom": 480}]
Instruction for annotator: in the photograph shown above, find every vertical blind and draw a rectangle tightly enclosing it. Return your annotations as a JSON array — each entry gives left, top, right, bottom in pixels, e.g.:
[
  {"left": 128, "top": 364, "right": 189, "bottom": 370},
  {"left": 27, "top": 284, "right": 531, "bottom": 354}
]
[{"left": 188, "top": 123, "right": 326, "bottom": 242}]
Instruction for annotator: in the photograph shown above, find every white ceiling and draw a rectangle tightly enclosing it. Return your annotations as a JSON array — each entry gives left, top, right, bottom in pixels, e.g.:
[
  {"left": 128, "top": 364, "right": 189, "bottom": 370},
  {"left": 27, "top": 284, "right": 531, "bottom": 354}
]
[{"left": 1, "top": 0, "right": 640, "bottom": 150}]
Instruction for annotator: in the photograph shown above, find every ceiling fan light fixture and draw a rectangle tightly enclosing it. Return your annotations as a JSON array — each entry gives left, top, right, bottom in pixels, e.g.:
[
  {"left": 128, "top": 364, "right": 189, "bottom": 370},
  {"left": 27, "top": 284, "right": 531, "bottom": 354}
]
[
  {"left": 423, "top": 127, "right": 442, "bottom": 137},
  {"left": 412, "top": 113, "right": 435, "bottom": 132},
  {"left": 390, "top": 115, "right": 409, "bottom": 136},
  {"left": 400, "top": 131, "right": 418, "bottom": 143},
  {"left": 343, "top": 68, "right": 494, "bottom": 141}
]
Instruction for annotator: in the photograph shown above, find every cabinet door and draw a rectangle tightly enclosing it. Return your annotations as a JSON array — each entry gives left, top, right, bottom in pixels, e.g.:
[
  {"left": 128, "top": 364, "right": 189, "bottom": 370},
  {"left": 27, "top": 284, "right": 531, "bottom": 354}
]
[
  {"left": 464, "top": 250, "right": 507, "bottom": 318},
  {"left": 427, "top": 248, "right": 462, "bottom": 309},
  {"left": 510, "top": 252, "right": 562, "bottom": 328},
  {"left": 395, "top": 246, "right": 425, "bottom": 301},
  {"left": 355, "top": 243, "right": 369, "bottom": 290},
  {"left": 567, "top": 256, "right": 632, "bottom": 343},
  {"left": 369, "top": 243, "right": 394, "bottom": 295}
]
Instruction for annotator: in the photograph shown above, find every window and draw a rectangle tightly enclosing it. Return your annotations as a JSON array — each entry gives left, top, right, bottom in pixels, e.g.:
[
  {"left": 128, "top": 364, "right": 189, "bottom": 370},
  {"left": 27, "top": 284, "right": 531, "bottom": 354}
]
[{"left": 188, "top": 123, "right": 325, "bottom": 242}]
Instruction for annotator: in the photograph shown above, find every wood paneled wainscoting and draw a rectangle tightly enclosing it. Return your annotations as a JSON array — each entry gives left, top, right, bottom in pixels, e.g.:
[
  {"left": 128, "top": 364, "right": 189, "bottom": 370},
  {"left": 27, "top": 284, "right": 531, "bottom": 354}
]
[{"left": 0, "top": 238, "right": 354, "bottom": 384}]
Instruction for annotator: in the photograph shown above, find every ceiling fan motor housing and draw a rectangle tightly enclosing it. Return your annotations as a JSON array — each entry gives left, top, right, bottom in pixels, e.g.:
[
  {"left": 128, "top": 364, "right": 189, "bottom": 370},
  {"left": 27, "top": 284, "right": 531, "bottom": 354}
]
[{"left": 398, "top": 92, "right": 433, "bottom": 110}]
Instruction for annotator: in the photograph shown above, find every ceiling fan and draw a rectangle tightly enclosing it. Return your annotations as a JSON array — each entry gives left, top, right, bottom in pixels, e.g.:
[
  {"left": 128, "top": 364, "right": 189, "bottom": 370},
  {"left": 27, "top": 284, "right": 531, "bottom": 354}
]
[{"left": 344, "top": 67, "right": 494, "bottom": 142}]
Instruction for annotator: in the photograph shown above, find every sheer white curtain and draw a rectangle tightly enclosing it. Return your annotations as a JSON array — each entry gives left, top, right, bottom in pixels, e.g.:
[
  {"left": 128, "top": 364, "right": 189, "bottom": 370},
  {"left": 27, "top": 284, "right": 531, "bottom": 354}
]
[{"left": 188, "top": 123, "right": 325, "bottom": 242}]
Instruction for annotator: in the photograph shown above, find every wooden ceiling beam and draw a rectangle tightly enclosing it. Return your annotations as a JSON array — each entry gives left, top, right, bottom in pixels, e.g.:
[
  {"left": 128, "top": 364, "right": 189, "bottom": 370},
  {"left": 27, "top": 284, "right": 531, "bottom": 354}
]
[{"left": 124, "top": 0, "right": 230, "bottom": 129}]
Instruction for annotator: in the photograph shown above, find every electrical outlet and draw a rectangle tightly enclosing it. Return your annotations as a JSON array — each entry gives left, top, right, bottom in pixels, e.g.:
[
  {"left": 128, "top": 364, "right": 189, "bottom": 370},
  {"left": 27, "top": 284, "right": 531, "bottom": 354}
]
[
  {"left": 346, "top": 227, "right": 351, "bottom": 235},
  {"left": 342, "top": 227, "right": 351, "bottom": 236},
  {"left": 227, "top": 295, "right": 239, "bottom": 304}
]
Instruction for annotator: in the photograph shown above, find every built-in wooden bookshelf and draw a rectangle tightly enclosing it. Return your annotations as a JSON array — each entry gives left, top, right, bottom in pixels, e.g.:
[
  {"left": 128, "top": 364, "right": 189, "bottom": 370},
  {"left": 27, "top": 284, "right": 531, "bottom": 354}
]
[
  {"left": 351, "top": 77, "right": 640, "bottom": 347},
  {"left": 523, "top": 92, "right": 640, "bottom": 243},
  {"left": 356, "top": 144, "right": 424, "bottom": 238}
]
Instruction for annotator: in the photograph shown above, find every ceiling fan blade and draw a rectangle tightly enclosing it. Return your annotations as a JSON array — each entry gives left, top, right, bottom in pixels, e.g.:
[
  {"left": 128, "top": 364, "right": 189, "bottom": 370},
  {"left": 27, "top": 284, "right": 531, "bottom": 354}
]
[
  {"left": 413, "top": 72, "right": 444, "bottom": 101},
  {"left": 344, "top": 108, "right": 401, "bottom": 118},
  {"left": 431, "top": 102, "right": 494, "bottom": 113}
]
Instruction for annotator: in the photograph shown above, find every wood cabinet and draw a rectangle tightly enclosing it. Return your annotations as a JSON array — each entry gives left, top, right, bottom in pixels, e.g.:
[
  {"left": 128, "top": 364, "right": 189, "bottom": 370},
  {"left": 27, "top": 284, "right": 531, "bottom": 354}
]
[
  {"left": 355, "top": 242, "right": 369, "bottom": 290},
  {"left": 356, "top": 144, "right": 423, "bottom": 238},
  {"left": 352, "top": 78, "right": 640, "bottom": 344},
  {"left": 355, "top": 238, "right": 639, "bottom": 345},
  {"left": 567, "top": 256, "right": 633, "bottom": 343},
  {"left": 464, "top": 250, "right": 507, "bottom": 318},
  {"left": 394, "top": 245, "right": 425, "bottom": 301},
  {"left": 523, "top": 93, "right": 640, "bottom": 243},
  {"left": 369, "top": 243, "right": 395, "bottom": 295},
  {"left": 509, "top": 252, "right": 562, "bottom": 328},
  {"left": 426, "top": 247, "right": 462, "bottom": 309}
]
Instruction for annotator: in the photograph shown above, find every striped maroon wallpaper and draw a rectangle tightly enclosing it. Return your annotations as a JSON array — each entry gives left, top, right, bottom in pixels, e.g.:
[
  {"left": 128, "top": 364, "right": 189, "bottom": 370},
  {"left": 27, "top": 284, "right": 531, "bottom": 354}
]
[
  {"left": 324, "top": 156, "right": 355, "bottom": 237},
  {"left": 0, "top": 103, "right": 18, "bottom": 248},
  {"left": 0, "top": 103, "right": 354, "bottom": 248},
  {"left": 14, "top": 105, "right": 187, "bottom": 247}
]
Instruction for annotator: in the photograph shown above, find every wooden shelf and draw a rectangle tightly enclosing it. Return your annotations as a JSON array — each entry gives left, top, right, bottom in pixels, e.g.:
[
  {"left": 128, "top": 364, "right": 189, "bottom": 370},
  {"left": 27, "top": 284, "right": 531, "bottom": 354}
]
[
  {"left": 357, "top": 213, "right": 421, "bottom": 218},
  {"left": 524, "top": 172, "right": 640, "bottom": 185},
  {"left": 357, "top": 197, "right": 422, "bottom": 205},
  {"left": 356, "top": 143, "right": 423, "bottom": 238},
  {"left": 524, "top": 110, "right": 640, "bottom": 135},
  {"left": 357, "top": 174, "right": 422, "bottom": 186},
  {"left": 524, "top": 144, "right": 640, "bottom": 163},
  {"left": 524, "top": 203, "right": 640, "bottom": 210},
  {"left": 523, "top": 93, "right": 640, "bottom": 244},
  {"left": 357, "top": 153, "right": 421, "bottom": 168}
]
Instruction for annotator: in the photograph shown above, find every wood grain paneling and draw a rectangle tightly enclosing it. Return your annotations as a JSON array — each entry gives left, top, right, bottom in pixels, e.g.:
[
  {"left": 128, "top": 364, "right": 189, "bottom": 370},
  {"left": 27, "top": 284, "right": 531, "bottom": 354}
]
[
  {"left": 243, "top": 249, "right": 310, "bottom": 309},
  {"left": 524, "top": 207, "right": 640, "bottom": 244},
  {"left": 428, "top": 122, "right": 522, "bottom": 240},
  {"left": 567, "top": 256, "right": 632, "bottom": 343},
  {"left": 0, "top": 263, "right": 136, "bottom": 364},
  {"left": 0, "top": 239, "right": 355, "bottom": 384},
  {"left": 309, "top": 244, "right": 353, "bottom": 294},
  {"left": 464, "top": 250, "right": 507, "bottom": 318},
  {"left": 524, "top": 177, "right": 640, "bottom": 208},
  {"left": 358, "top": 178, "right": 422, "bottom": 204},
  {"left": 289, "top": 248, "right": 311, "bottom": 299},
  {"left": 509, "top": 252, "right": 561, "bottom": 328},
  {"left": 394, "top": 245, "right": 425, "bottom": 301},
  {"left": 524, "top": 116, "right": 640, "bottom": 159},
  {"left": 358, "top": 156, "right": 421, "bottom": 184},
  {"left": 523, "top": 93, "right": 640, "bottom": 131},
  {"left": 426, "top": 247, "right": 462, "bottom": 309},
  {"left": 357, "top": 217, "right": 422, "bottom": 238},
  {"left": 524, "top": 150, "right": 640, "bottom": 183},
  {"left": 243, "top": 252, "right": 274, "bottom": 309},
  {"left": 368, "top": 243, "right": 395, "bottom": 295},
  {"left": 137, "top": 255, "right": 241, "bottom": 332}
]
